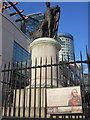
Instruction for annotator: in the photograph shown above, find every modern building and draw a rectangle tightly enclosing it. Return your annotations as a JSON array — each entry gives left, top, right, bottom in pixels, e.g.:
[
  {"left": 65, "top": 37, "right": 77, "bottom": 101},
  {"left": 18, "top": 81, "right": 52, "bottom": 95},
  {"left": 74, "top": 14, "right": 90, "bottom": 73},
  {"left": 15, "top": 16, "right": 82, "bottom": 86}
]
[
  {"left": 57, "top": 33, "right": 74, "bottom": 61},
  {"left": 21, "top": 12, "right": 44, "bottom": 39},
  {"left": 1, "top": 2, "right": 44, "bottom": 67},
  {"left": 1, "top": 7, "right": 30, "bottom": 67},
  {"left": 1, "top": 2, "right": 45, "bottom": 90}
]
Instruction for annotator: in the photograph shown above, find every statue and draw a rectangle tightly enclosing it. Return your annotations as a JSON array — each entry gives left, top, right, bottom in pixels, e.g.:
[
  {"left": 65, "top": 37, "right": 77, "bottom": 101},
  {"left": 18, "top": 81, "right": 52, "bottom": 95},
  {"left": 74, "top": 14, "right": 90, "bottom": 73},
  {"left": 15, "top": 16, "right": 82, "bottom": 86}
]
[
  {"left": 29, "top": 20, "right": 48, "bottom": 42},
  {"left": 53, "top": 5, "right": 60, "bottom": 38},
  {"left": 44, "top": 2, "right": 60, "bottom": 38},
  {"left": 30, "top": 2, "right": 60, "bottom": 41},
  {"left": 44, "top": 2, "right": 54, "bottom": 38}
]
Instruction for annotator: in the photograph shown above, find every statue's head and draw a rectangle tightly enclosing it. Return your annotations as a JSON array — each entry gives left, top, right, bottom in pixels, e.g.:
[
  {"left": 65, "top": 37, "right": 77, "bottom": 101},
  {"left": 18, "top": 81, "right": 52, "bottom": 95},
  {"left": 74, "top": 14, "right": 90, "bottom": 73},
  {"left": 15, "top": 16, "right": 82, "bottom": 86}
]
[
  {"left": 56, "top": 5, "right": 59, "bottom": 8},
  {"left": 55, "top": 5, "right": 60, "bottom": 12},
  {"left": 46, "top": 2, "right": 50, "bottom": 7}
]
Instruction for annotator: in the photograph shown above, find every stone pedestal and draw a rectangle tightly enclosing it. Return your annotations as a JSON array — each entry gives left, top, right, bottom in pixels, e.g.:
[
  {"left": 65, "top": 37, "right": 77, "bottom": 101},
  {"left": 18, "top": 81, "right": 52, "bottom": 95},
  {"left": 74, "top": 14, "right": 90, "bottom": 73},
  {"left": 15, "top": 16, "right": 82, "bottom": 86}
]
[
  {"left": 15, "top": 38, "right": 61, "bottom": 118},
  {"left": 30, "top": 37, "right": 61, "bottom": 62},
  {"left": 30, "top": 37, "right": 61, "bottom": 87}
]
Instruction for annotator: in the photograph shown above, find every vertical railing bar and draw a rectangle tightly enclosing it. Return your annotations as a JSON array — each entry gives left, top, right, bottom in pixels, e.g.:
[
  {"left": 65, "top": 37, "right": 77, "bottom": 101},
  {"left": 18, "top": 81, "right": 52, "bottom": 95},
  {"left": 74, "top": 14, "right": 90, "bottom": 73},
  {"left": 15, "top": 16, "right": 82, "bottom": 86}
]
[
  {"left": 8, "top": 62, "right": 14, "bottom": 116},
  {"left": 34, "top": 58, "right": 37, "bottom": 118},
  {"left": 59, "top": 55, "right": 63, "bottom": 86},
  {"left": 28, "top": 59, "right": 32, "bottom": 117},
  {"left": 62, "top": 54, "right": 64, "bottom": 87},
  {"left": 86, "top": 47, "right": 90, "bottom": 74},
  {"left": 2, "top": 64, "right": 6, "bottom": 112},
  {"left": 51, "top": 56, "right": 53, "bottom": 88},
  {"left": 80, "top": 51, "right": 84, "bottom": 85},
  {"left": 68, "top": 55, "right": 73, "bottom": 86},
  {"left": 4, "top": 62, "right": 10, "bottom": 116},
  {"left": 13, "top": 62, "right": 18, "bottom": 116},
  {"left": 50, "top": 114, "right": 53, "bottom": 118},
  {"left": 8, "top": 63, "right": 13, "bottom": 116},
  {"left": 39, "top": 57, "right": 42, "bottom": 118},
  {"left": 56, "top": 114, "right": 59, "bottom": 118},
  {"left": 56, "top": 55, "right": 58, "bottom": 88},
  {"left": 26, "top": 61, "right": 30, "bottom": 113},
  {"left": 0, "top": 71, "right": 2, "bottom": 116},
  {"left": 62, "top": 115, "right": 64, "bottom": 118},
  {"left": 25, "top": 61, "right": 30, "bottom": 117},
  {"left": 74, "top": 114, "right": 76, "bottom": 119},
  {"left": 79, "top": 53, "right": 82, "bottom": 87},
  {"left": 80, "top": 51, "right": 85, "bottom": 115},
  {"left": 45, "top": 57, "right": 47, "bottom": 118},
  {"left": 23, "top": 61, "right": 27, "bottom": 117},
  {"left": 67, "top": 55, "right": 70, "bottom": 87},
  {"left": 7, "top": 63, "right": 12, "bottom": 116},
  {"left": 18, "top": 62, "right": 22, "bottom": 117},
  {"left": 73, "top": 53, "right": 77, "bottom": 86}
]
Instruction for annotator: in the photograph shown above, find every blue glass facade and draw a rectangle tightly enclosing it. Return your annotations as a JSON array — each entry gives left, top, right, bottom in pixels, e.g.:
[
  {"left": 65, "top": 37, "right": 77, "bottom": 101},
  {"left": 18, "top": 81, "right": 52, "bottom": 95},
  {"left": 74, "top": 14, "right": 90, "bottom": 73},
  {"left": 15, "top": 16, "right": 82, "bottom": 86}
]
[
  {"left": 21, "top": 13, "right": 44, "bottom": 39},
  {"left": 13, "top": 41, "right": 30, "bottom": 65}
]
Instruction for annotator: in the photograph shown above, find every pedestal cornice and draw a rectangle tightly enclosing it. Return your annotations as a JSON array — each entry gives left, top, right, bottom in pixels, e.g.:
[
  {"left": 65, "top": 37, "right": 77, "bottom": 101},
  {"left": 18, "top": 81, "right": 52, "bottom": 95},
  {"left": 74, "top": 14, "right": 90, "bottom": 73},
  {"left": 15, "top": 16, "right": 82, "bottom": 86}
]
[{"left": 30, "top": 37, "right": 61, "bottom": 51}]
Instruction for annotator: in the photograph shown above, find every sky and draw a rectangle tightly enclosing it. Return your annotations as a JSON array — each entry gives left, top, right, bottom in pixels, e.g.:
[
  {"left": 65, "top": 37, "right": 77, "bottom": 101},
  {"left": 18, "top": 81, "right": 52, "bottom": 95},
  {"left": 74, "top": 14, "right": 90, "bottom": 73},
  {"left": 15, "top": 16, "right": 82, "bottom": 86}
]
[{"left": 16, "top": 2, "right": 88, "bottom": 61}]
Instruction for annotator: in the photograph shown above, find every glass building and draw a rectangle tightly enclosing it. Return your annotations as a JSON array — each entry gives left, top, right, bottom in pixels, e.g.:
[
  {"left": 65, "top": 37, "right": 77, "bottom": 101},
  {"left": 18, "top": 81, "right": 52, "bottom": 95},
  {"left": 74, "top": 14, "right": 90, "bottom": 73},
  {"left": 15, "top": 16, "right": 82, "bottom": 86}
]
[
  {"left": 57, "top": 33, "right": 74, "bottom": 61},
  {"left": 21, "top": 12, "right": 44, "bottom": 39},
  {"left": 13, "top": 41, "right": 30, "bottom": 66},
  {"left": 12, "top": 42, "right": 30, "bottom": 82}
]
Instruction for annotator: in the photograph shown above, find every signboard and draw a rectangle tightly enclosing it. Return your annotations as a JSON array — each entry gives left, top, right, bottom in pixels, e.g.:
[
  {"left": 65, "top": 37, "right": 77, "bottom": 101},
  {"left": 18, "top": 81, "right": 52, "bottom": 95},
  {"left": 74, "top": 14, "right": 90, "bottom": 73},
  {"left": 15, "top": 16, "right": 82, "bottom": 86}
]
[{"left": 47, "top": 86, "right": 83, "bottom": 114}]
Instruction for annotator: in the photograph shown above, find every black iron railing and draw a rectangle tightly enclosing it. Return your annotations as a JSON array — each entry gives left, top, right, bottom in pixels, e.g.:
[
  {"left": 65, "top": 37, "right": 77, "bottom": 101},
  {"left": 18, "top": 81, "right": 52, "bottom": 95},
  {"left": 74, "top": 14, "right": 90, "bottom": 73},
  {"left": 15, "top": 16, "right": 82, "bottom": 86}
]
[{"left": 1, "top": 51, "right": 90, "bottom": 119}]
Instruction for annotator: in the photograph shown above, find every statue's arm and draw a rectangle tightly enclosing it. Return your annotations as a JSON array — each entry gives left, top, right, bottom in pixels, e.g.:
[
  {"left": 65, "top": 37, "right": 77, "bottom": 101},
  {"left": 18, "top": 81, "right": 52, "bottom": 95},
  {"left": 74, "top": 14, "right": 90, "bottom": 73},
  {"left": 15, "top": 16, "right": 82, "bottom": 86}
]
[
  {"left": 56, "top": 11, "right": 60, "bottom": 22},
  {"left": 55, "top": 7, "right": 60, "bottom": 22}
]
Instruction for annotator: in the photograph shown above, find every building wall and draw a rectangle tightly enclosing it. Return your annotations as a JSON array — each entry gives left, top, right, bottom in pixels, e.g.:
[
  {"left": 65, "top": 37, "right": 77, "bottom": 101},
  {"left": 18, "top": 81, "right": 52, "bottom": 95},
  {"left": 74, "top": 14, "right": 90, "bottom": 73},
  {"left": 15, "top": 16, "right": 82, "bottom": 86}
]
[
  {"left": 1, "top": 13, "right": 30, "bottom": 66},
  {"left": 57, "top": 33, "right": 74, "bottom": 61}
]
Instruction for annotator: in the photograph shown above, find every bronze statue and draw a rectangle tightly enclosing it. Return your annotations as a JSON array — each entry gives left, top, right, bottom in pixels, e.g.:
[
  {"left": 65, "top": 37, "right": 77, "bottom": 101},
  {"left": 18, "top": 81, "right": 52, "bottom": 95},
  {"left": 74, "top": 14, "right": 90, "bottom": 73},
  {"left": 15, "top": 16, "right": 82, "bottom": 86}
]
[
  {"left": 53, "top": 5, "right": 60, "bottom": 38},
  {"left": 44, "top": 2, "right": 54, "bottom": 38},
  {"left": 44, "top": 2, "right": 60, "bottom": 38},
  {"left": 29, "top": 20, "right": 48, "bottom": 42},
  {"left": 30, "top": 2, "right": 60, "bottom": 41}
]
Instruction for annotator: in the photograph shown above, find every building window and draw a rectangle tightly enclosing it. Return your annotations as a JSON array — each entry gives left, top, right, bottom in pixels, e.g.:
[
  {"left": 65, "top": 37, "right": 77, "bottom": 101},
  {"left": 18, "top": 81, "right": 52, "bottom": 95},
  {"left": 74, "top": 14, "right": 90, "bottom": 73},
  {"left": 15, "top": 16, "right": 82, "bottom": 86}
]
[
  {"left": 12, "top": 42, "right": 30, "bottom": 89},
  {"left": 13, "top": 41, "right": 30, "bottom": 66}
]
